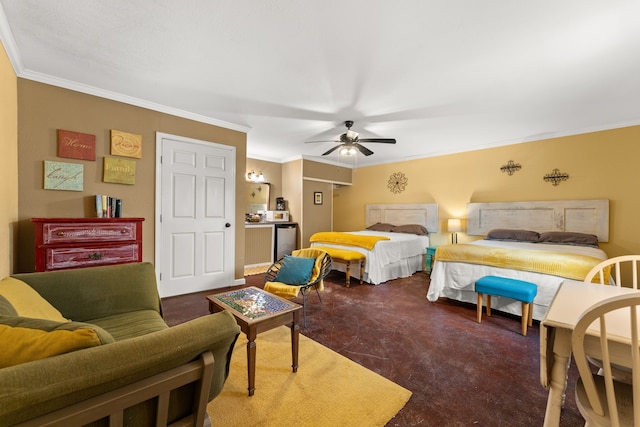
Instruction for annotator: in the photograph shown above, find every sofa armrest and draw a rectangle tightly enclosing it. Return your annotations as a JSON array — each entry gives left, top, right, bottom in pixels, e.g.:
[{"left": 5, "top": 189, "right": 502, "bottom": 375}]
[
  {"left": 11, "top": 262, "right": 162, "bottom": 321},
  {"left": 0, "top": 310, "right": 240, "bottom": 425}
]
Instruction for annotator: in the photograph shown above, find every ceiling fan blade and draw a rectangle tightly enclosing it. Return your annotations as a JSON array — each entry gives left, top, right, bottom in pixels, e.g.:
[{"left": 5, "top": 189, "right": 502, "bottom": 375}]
[
  {"left": 354, "top": 143, "right": 374, "bottom": 156},
  {"left": 305, "top": 139, "right": 340, "bottom": 144},
  {"left": 322, "top": 145, "right": 342, "bottom": 156},
  {"left": 357, "top": 138, "right": 396, "bottom": 144}
]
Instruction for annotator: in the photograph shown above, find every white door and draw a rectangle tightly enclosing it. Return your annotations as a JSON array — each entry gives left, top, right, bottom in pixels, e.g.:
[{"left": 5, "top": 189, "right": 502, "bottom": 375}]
[{"left": 155, "top": 132, "right": 235, "bottom": 298}]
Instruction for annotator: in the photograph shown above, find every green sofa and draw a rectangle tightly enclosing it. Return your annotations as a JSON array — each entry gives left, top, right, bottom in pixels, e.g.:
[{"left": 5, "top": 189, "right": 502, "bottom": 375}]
[{"left": 0, "top": 262, "right": 240, "bottom": 426}]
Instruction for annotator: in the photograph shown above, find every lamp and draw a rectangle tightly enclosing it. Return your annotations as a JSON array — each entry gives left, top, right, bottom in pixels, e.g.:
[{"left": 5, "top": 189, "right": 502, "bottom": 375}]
[
  {"left": 246, "top": 170, "right": 265, "bottom": 182},
  {"left": 448, "top": 219, "right": 462, "bottom": 244}
]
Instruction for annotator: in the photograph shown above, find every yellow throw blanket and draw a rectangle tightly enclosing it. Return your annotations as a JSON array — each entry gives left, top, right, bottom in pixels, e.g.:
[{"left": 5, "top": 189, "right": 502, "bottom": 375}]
[
  {"left": 435, "top": 244, "right": 610, "bottom": 283},
  {"left": 264, "top": 281, "right": 301, "bottom": 299},
  {"left": 310, "top": 232, "right": 390, "bottom": 250}
]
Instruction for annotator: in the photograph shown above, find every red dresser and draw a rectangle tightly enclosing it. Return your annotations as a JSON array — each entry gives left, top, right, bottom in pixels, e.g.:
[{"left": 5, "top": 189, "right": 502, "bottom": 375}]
[{"left": 32, "top": 218, "right": 144, "bottom": 272}]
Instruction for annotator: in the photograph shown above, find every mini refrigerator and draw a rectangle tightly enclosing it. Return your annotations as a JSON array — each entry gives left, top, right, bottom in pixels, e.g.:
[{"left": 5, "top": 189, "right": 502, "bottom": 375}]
[{"left": 274, "top": 223, "right": 297, "bottom": 260}]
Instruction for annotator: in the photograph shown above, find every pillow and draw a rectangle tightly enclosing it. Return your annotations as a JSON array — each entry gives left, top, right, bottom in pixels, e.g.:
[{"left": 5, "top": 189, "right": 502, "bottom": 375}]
[
  {"left": 0, "top": 316, "right": 115, "bottom": 345},
  {"left": 0, "top": 277, "right": 68, "bottom": 322},
  {"left": 392, "top": 224, "right": 428, "bottom": 235},
  {"left": 486, "top": 229, "right": 540, "bottom": 243},
  {"left": 274, "top": 255, "right": 316, "bottom": 285},
  {"left": 538, "top": 231, "right": 599, "bottom": 247},
  {"left": 0, "top": 323, "right": 103, "bottom": 368},
  {"left": 366, "top": 222, "right": 395, "bottom": 232}
]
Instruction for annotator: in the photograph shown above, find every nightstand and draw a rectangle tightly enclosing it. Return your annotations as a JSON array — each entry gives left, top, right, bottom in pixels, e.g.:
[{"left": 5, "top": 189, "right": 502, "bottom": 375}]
[{"left": 426, "top": 246, "right": 438, "bottom": 274}]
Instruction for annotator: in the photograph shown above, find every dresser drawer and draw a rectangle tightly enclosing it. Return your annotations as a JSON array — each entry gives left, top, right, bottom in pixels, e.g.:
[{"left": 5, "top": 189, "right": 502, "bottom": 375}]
[
  {"left": 45, "top": 244, "right": 140, "bottom": 270},
  {"left": 41, "top": 222, "right": 138, "bottom": 244}
]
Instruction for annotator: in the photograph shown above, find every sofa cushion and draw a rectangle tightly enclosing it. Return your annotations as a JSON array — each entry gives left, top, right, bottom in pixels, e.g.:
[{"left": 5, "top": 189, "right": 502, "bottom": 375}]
[
  {"left": 0, "top": 321, "right": 104, "bottom": 368},
  {"left": 0, "top": 277, "right": 67, "bottom": 322},
  {"left": 88, "top": 309, "right": 168, "bottom": 341},
  {"left": 0, "top": 295, "right": 18, "bottom": 317}
]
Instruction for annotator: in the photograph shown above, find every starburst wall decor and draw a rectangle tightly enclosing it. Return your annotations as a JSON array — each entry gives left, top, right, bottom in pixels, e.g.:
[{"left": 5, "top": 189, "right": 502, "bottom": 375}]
[{"left": 387, "top": 172, "right": 408, "bottom": 194}]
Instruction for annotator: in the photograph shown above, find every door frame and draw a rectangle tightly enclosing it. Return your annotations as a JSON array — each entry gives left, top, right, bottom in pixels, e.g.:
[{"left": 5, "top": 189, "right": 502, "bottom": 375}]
[{"left": 154, "top": 131, "right": 238, "bottom": 291}]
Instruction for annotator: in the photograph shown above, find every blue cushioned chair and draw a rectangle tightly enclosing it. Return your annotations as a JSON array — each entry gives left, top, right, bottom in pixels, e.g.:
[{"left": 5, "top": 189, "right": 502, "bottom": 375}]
[{"left": 475, "top": 275, "right": 538, "bottom": 336}]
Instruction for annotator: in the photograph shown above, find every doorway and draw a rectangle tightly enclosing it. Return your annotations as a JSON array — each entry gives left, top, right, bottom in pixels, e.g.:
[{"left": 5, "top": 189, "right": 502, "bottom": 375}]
[{"left": 155, "top": 132, "right": 236, "bottom": 297}]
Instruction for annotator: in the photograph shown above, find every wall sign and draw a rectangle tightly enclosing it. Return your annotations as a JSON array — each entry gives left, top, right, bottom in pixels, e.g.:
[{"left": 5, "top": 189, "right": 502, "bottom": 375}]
[
  {"left": 57, "top": 129, "right": 96, "bottom": 161},
  {"left": 103, "top": 157, "right": 136, "bottom": 185},
  {"left": 43, "top": 160, "right": 83, "bottom": 191},
  {"left": 110, "top": 129, "right": 142, "bottom": 158}
]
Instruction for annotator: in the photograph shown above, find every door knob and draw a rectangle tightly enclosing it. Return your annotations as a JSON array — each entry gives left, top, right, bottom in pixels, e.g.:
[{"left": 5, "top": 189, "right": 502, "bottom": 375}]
[{"left": 225, "top": 223, "right": 231, "bottom": 228}]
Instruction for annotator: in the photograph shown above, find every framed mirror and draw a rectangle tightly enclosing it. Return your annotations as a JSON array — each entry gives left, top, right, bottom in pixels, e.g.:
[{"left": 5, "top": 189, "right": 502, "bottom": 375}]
[{"left": 246, "top": 182, "right": 270, "bottom": 213}]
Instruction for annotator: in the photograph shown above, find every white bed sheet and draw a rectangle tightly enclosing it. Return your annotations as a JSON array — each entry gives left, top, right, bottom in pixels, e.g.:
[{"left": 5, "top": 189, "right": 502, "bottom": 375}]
[
  {"left": 311, "top": 230, "right": 430, "bottom": 285},
  {"left": 426, "top": 240, "right": 608, "bottom": 320}
]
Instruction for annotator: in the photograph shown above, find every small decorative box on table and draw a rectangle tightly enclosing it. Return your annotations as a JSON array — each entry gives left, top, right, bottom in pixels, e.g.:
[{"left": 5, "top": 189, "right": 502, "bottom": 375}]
[
  {"left": 32, "top": 217, "right": 144, "bottom": 272},
  {"left": 207, "top": 286, "right": 301, "bottom": 396}
]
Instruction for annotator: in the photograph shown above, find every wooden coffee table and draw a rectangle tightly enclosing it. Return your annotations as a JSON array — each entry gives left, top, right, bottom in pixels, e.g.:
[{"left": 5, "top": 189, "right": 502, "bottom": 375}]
[{"left": 207, "top": 286, "right": 302, "bottom": 396}]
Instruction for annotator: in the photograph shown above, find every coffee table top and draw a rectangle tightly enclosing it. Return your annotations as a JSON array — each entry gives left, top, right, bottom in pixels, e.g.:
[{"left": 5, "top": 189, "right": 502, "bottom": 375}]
[{"left": 207, "top": 286, "right": 301, "bottom": 324}]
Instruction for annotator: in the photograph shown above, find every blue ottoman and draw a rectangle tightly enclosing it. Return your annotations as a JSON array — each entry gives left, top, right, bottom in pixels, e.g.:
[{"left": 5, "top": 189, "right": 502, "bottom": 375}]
[{"left": 475, "top": 275, "right": 538, "bottom": 336}]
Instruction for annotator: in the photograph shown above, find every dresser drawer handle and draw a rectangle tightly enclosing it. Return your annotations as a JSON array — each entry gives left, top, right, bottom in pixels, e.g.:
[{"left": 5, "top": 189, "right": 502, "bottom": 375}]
[
  {"left": 88, "top": 252, "right": 104, "bottom": 260},
  {"left": 56, "top": 231, "right": 66, "bottom": 236},
  {"left": 120, "top": 230, "right": 127, "bottom": 234}
]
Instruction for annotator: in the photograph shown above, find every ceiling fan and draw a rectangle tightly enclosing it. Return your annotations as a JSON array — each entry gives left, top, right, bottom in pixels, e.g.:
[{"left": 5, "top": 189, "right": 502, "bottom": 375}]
[{"left": 305, "top": 120, "right": 396, "bottom": 156}]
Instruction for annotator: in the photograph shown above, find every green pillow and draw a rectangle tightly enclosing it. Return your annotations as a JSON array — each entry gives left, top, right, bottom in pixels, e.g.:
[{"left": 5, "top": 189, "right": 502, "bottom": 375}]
[{"left": 274, "top": 256, "right": 315, "bottom": 285}]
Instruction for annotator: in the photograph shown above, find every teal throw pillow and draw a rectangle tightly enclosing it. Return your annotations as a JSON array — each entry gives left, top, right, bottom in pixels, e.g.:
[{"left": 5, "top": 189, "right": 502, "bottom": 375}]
[{"left": 275, "top": 256, "right": 315, "bottom": 285}]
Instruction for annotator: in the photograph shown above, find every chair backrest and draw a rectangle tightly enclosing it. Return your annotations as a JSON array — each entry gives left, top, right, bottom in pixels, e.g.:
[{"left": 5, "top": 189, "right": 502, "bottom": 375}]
[
  {"left": 584, "top": 255, "right": 640, "bottom": 288},
  {"left": 572, "top": 293, "right": 640, "bottom": 426},
  {"left": 264, "top": 249, "right": 332, "bottom": 286}
]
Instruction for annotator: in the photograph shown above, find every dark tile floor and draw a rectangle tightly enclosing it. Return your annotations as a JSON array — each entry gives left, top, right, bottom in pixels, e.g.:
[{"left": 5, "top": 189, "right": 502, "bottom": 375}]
[{"left": 162, "top": 271, "right": 584, "bottom": 426}]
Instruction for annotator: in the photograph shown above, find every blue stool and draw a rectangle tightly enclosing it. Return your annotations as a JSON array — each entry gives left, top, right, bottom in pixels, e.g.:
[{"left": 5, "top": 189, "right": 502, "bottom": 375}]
[{"left": 475, "top": 275, "right": 538, "bottom": 336}]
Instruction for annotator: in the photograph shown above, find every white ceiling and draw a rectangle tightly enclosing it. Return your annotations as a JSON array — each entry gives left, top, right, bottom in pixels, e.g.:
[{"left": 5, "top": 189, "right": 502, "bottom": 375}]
[{"left": 2, "top": 1, "right": 640, "bottom": 167}]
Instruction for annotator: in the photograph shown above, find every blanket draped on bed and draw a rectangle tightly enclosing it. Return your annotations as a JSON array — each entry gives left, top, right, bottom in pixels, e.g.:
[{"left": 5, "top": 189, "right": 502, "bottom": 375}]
[
  {"left": 309, "top": 232, "right": 390, "bottom": 250},
  {"left": 435, "top": 244, "right": 610, "bottom": 282}
]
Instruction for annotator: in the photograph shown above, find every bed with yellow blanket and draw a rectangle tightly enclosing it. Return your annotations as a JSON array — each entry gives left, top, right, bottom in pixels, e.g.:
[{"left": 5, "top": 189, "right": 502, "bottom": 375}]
[
  {"left": 427, "top": 239, "right": 608, "bottom": 320},
  {"left": 310, "top": 230, "right": 430, "bottom": 285}
]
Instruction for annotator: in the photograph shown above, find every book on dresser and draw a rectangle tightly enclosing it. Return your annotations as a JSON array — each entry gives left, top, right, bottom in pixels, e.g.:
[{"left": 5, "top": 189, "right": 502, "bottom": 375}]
[
  {"left": 95, "top": 194, "right": 123, "bottom": 218},
  {"left": 31, "top": 217, "right": 144, "bottom": 272}
]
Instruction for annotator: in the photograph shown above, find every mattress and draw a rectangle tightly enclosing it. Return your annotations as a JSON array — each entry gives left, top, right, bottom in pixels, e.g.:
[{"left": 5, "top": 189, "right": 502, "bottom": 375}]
[
  {"left": 311, "top": 230, "right": 430, "bottom": 285},
  {"left": 426, "top": 240, "right": 608, "bottom": 320}
]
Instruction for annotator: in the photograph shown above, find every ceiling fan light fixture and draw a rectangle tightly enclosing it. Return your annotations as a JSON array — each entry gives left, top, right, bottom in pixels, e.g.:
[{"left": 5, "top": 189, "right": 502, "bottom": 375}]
[{"left": 340, "top": 146, "right": 357, "bottom": 156}]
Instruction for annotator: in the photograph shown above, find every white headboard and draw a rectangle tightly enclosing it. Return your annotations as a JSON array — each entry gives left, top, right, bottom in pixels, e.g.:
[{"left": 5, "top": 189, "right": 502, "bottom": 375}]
[
  {"left": 366, "top": 203, "right": 439, "bottom": 233},
  {"left": 467, "top": 199, "right": 609, "bottom": 242}
]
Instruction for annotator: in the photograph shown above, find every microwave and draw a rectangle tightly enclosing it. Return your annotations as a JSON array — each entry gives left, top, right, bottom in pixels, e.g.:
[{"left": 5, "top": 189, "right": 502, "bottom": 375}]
[{"left": 266, "top": 211, "right": 289, "bottom": 221}]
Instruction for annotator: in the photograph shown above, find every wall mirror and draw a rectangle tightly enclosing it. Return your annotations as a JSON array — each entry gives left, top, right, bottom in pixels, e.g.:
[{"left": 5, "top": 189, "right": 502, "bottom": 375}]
[{"left": 246, "top": 182, "right": 270, "bottom": 213}]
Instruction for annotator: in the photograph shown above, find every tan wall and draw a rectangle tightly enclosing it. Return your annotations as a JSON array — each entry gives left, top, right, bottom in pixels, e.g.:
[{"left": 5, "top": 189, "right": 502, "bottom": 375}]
[
  {"left": 301, "top": 180, "right": 333, "bottom": 246},
  {"left": 334, "top": 125, "right": 640, "bottom": 257},
  {"left": 16, "top": 79, "right": 248, "bottom": 278},
  {"left": 0, "top": 41, "right": 18, "bottom": 276},
  {"left": 245, "top": 158, "right": 283, "bottom": 211}
]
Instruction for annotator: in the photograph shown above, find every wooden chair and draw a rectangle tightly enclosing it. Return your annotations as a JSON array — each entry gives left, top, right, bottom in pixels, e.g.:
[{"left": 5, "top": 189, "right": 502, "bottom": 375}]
[
  {"left": 572, "top": 293, "right": 640, "bottom": 426},
  {"left": 264, "top": 248, "right": 332, "bottom": 327},
  {"left": 585, "top": 255, "right": 640, "bottom": 288}
]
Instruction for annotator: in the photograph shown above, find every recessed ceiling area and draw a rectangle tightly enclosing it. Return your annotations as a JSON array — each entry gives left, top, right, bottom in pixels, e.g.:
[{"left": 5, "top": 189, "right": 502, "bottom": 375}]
[{"left": 2, "top": 1, "right": 640, "bottom": 167}]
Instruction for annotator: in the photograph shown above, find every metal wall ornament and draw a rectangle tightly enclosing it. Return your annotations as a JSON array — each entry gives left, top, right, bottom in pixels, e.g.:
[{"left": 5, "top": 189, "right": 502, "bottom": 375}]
[
  {"left": 543, "top": 168, "right": 569, "bottom": 186},
  {"left": 500, "top": 160, "right": 522, "bottom": 176},
  {"left": 388, "top": 172, "right": 408, "bottom": 194}
]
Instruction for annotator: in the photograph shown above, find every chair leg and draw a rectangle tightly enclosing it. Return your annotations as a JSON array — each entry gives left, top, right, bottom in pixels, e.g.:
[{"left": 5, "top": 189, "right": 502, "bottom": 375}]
[
  {"left": 486, "top": 295, "right": 492, "bottom": 316},
  {"left": 476, "top": 293, "right": 483, "bottom": 323}
]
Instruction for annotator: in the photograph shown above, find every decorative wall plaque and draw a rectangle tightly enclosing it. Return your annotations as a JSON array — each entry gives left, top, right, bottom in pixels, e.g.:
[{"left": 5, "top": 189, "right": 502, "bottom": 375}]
[
  {"left": 57, "top": 129, "right": 96, "bottom": 161},
  {"left": 110, "top": 129, "right": 142, "bottom": 158},
  {"left": 43, "top": 160, "right": 83, "bottom": 191},
  {"left": 103, "top": 157, "right": 136, "bottom": 185}
]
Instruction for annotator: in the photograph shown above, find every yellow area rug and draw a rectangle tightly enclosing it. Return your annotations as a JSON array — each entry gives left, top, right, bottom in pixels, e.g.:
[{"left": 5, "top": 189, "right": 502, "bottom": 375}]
[{"left": 207, "top": 326, "right": 412, "bottom": 426}]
